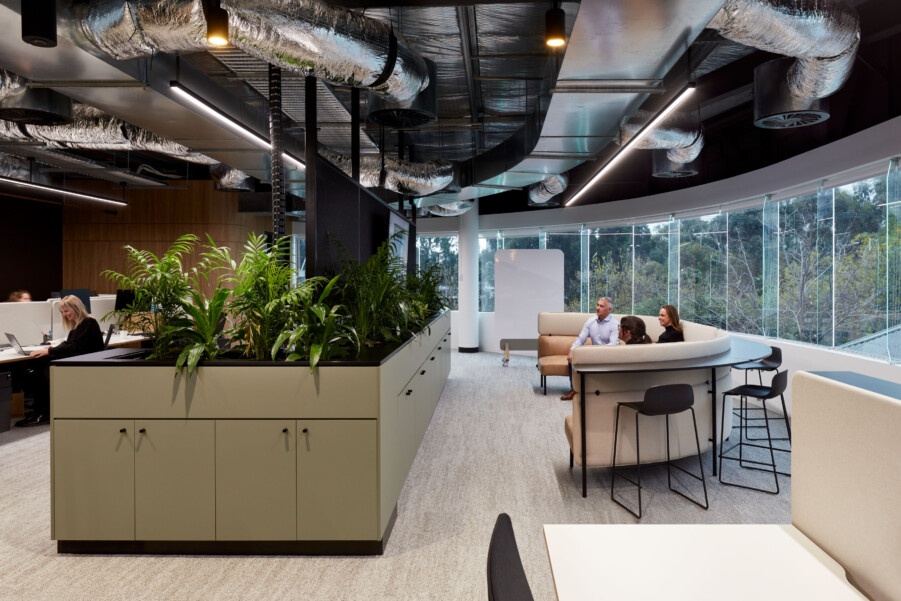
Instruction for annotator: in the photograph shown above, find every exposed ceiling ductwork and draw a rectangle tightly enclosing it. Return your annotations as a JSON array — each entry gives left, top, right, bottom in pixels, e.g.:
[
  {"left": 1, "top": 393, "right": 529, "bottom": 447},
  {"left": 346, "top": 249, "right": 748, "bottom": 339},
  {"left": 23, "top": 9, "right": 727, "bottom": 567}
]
[
  {"left": 616, "top": 110, "right": 704, "bottom": 175},
  {"left": 319, "top": 147, "right": 453, "bottom": 196},
  {"left": 79, "top": 0, "right": 429, "bottom": 103},
  {"left": 709, "top": 0, "right": 860, "bottom": 128},
  {"left": 0, "top": 151, "right": 29, "bottom": 179},
  {"left": 528, "top": 173, "right": 568, "bottom": 205},
  {"left": 427, "top": 200, "right": 473, "bottom": 217}
]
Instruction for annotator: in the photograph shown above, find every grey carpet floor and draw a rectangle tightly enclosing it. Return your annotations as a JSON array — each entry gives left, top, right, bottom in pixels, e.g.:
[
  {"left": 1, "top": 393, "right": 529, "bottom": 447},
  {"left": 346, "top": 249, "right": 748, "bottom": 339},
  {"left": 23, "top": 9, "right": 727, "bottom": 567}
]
[{"left": 0, "top": 352, "right": 790, "bottom": 601}]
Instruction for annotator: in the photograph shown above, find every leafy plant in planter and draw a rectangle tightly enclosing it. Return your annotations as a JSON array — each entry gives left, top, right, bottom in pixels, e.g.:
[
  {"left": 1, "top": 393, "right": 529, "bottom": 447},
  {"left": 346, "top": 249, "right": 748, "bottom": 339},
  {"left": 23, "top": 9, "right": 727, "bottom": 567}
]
[
  {"left": 340, "top": 232, "right": 413, "bottom": 346},
  {"left": 227, "top": 234, "right": 296, "bottom": 361},
  {"left": 273, "top": 275, "right": 360, "bottom": 372},
  {"left": 405, "top": 262, "right": 449, "bottom": 330},
  {"left": 102, "top": 234, "right": 198, "bottom": 358}
]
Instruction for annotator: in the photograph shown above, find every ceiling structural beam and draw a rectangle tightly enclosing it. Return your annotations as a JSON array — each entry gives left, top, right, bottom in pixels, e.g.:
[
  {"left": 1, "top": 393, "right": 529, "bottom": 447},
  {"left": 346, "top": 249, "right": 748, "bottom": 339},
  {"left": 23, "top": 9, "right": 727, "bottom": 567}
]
[
  {"left": 551, "top": 86, "right": 668, "bottom": 94},
  {"left": 529, "top": 152, "right": 598, "bottom": 160},
  {"left": 473, "top": 75, "right": 545, "bottom": 81},
  {"left": 456, "top": 5, "right": 483, "bottom": 156},
  {"left": 25, "top": 80, "right": 147, "bottom": 88}
]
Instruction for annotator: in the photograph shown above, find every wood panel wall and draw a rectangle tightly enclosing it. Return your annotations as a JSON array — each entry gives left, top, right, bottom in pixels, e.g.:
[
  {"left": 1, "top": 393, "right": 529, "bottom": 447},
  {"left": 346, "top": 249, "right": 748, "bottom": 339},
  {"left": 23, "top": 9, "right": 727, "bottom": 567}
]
[{"left": 63, "top": 181, "right": 271, "bottom": 293}]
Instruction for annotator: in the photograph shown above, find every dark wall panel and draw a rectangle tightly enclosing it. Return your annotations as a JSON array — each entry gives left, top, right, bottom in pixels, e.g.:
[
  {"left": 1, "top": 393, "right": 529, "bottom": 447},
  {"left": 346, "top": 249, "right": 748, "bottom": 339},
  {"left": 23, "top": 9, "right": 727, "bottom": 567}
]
[{"left": 0, "top": 196, "right": 62, "bottom": 301}]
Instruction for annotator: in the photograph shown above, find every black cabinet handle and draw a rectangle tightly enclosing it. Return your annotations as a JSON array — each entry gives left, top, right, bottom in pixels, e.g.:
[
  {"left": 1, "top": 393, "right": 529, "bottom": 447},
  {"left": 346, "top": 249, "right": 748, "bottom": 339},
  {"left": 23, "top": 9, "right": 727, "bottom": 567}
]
[
  {"left": 438, "top": 346, "right": 442, "bottom": 350},
  {"left": 302, "top": 428, "right": 309, "bottom": 434},
  {"left": 119, "top": 428, "right": 126, "bottom": 434},
  {"left": 420, "top": 370, "right": 426, "bottom": 375},
  {"left": 139, "top": 428, "right": 146, "bottom": 434},
  {"left": 430, "top": 356, "right": 435, "bottom": 361},
  {"left": 406, "top": 390, "right": 412, "bottom": 396},
  {"left": 282, "top": 428, "right": 289, "bottom": 433}
]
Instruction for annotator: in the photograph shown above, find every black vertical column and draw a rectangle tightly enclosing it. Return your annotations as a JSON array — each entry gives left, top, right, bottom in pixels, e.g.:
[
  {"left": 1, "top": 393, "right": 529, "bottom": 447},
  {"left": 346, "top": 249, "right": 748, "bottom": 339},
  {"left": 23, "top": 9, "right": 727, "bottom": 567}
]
[
  {"left": 397, "top": 131, "right": 405, "bottom": 214},
  {"left": 304, "top": 75, "right": 318, "bottom": 277},
  {"left": 351, "top": 87, "right": 360, "bottom": 182},
  {"left": 269, "top": 65, "right": 285, "bottom": 241}
]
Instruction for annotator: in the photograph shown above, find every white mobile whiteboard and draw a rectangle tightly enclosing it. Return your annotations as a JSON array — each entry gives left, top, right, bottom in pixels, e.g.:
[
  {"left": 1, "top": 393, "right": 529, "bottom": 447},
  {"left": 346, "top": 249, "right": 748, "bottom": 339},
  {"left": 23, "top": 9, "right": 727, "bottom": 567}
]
[{"left": 494, "top": 249, "right": 564, "bottom": 346}]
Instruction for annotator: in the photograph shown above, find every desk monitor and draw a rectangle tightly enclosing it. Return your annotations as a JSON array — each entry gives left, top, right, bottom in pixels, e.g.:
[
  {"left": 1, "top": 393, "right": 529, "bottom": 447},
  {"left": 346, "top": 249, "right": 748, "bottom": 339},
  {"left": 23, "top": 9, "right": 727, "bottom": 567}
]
[
  {"left": 114, "top": 289, "right": 136, "bottom": 311},
  {"left": 60, "top": 288, "right": 91, "bottom": 314}
]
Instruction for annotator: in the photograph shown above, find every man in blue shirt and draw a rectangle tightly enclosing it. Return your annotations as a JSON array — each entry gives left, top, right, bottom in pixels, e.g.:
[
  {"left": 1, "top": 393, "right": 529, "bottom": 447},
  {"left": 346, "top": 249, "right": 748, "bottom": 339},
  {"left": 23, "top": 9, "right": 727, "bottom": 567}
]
[{"left": 561, "top": 297, "right": 620, "bottom": 400}]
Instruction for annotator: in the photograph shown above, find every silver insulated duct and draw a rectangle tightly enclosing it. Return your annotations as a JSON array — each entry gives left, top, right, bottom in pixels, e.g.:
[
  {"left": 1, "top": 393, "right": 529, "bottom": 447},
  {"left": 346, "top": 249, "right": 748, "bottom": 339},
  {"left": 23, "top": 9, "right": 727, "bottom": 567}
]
[
  {"left": 0, "top": 68, "right": 73, "bottom": 126},
  {"left": 616, "top": 110, "right": 704, "bottom": 174},
  {"left": 320, "top": 148, "right": 453, "bottom": 196},
  {"left": 0, "top": 152, "right": 31, "bottom": 180},
  {"left": 709, "top": 0, "right": 859, "bottom": 128},
  {"left": 80, "top": 0, "right": 430, "bottom": 103},
  {"left": 428, "top": 201, "right": 473, "bottom": 217},
  {"left": 528, "top": 173, "right": 569, "bottom": 205}
]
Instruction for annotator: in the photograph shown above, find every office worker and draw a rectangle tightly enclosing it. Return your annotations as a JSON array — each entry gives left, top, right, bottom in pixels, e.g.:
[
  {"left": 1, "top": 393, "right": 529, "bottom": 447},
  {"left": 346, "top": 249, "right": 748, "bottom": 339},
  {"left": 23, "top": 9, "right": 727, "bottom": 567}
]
[
  {"left": 7, "top": 290, "right": 31, "bottom": 302},
  {"left": 16, "top": 295, "right": 104, "bottom": 427},
  {"left": 657, "top": 304, "right": 685, "bottom": 343},
  {"left": 619, "top": 315, "right": 652, "bottom": 344},
  {"left": 560, "top": 297, "right": 620, "bottom": 401}
]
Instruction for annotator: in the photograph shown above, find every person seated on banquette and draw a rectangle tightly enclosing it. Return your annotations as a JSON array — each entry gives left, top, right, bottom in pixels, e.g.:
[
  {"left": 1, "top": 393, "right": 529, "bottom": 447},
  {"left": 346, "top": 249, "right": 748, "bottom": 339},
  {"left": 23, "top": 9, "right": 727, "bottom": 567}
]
[
  {"left": 618, "top": 315, "right": 652, "bottom": 345},
  {"left": 560, "top": 297, "right": 620, "bottom": 401},
  {"left": 656, "top": 304, "right": 684, "bottom": 343}
]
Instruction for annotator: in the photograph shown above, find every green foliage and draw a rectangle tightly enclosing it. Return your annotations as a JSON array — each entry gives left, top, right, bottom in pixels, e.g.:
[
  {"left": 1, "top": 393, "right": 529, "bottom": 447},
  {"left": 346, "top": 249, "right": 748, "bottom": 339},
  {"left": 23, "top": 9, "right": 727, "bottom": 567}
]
[
  {"left": 227, "top": 234, "right": 296, "bottom": 361},
  {"left": 273, "top": 275, "right": 359, "bottom": 373},
  {"left": 101, "top": 234, "right": 198, "bottom": 358},
  {"left": 340, "top": 232, "right": 414, "bottom": 346},
  {"left": 170, "top": 286, "right": 231, "bottom": 376},
  {"left": 405, "top": 262, "right": 449, "bottom": 329}
]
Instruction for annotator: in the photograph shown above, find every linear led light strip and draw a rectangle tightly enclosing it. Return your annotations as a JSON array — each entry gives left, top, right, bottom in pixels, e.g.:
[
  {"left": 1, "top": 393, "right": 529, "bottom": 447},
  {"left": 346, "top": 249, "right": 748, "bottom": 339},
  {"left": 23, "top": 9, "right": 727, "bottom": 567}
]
[
  {"left": 565, "top": 83, "right": 696, "bottom": 207},
  {"left": 169, "top": 82, "right": 306, "bottom": 171},
  {"left": 0, "top": 175, "right": 127, "bottom": 207}
]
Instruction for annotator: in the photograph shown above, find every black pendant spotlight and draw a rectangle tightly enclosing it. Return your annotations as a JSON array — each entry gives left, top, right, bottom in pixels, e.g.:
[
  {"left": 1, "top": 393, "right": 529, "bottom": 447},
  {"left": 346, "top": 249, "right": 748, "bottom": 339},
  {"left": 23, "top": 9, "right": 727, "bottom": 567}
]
[
  {"left": 204, "top": 0, "right": 230, "bottom": 47},
  {"left": 21, "top": 0, "right": 57, "bottom": 48},
  {"left": 546, "top": 2, "right": 566, "bottom": 48}
]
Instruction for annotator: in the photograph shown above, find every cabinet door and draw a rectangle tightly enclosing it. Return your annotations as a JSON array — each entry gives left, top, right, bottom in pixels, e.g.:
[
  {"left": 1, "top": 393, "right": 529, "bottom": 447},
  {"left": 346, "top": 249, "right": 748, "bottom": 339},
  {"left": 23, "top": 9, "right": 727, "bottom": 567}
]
[
  {"left": 53, "top": 419, "right": 135, "bottom": 540},
  {"left": 298, "top": 420, "right": 377, "bottom": 541},
  {"left": 216, "top": 420, "right": 296, "bottom": 541},
  {"left": 134, "top": 420, "right": 215, "bottom": 540},
  {"left": 415, "top": 365, "right": 433, "bottom": 446}
]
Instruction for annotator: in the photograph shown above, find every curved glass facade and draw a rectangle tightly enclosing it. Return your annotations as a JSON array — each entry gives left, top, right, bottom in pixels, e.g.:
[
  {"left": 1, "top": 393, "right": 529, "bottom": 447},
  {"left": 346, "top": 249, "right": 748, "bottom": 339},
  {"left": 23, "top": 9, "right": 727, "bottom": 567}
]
[{"left": 418, "top": 162, "right": 901, "bottom": 362}]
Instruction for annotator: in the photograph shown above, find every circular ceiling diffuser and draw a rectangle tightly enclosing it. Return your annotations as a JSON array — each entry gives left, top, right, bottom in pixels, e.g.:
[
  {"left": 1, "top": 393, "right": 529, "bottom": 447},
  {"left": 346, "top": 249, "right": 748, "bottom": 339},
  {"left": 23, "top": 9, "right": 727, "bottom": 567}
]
[
  {"left": 754, "top": 110, "right": 830, "bottom": 129},
  {"left": 652, "top": 168, "right": 699, "bottom": 178},
  {"left": 0, "top": 87, "right": 72, "bottom": 125},
  {"left": 0, "top": 107, "right": 71, "bottom": 125}
]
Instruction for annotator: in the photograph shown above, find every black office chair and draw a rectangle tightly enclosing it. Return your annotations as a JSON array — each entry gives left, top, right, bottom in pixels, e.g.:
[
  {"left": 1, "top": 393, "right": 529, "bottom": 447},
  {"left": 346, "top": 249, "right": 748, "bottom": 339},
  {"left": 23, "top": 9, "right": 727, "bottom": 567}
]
[
  {"left": 719, "top": 369, "right": 791, "bottom": 494},
  {"left": 487, "top": 513, "right": 535, "bottom": 601},
  {"left": 103, "top": 324, "right": 115, "bottom": 350},
  {"left": 733, "top": 346, "right": 782, "bottom": 385},
  {"left": 611, "top": 383, "right": 708, "bottom": 520}
]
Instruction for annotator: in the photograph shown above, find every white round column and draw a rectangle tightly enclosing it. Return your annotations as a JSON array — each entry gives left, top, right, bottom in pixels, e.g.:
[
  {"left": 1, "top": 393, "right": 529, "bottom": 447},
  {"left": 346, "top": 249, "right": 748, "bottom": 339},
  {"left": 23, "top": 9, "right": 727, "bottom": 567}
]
[{"left": 457, "top": 199, "right": 479, "bottom": 352}]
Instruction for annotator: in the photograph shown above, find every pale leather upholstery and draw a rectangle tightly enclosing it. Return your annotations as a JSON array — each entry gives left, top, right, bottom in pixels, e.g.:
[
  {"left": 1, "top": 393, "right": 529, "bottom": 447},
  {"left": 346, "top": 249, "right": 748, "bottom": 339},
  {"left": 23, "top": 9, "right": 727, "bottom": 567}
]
[{"left": 791, "top": 372, "right": 901, "bottom": 601}]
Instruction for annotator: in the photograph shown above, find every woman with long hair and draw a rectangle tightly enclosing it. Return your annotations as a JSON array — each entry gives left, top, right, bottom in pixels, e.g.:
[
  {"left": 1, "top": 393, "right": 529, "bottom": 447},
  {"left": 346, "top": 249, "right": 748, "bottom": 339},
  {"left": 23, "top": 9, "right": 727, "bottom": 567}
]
[
  {"left": 16, "top": 295, "right": 104, "bottom": 427},
  {"left": 657, "top": 304, "right": 684, "bottom": 343},
  {"left": 619, "top": 315, "right": 652, "bottom": 345}
]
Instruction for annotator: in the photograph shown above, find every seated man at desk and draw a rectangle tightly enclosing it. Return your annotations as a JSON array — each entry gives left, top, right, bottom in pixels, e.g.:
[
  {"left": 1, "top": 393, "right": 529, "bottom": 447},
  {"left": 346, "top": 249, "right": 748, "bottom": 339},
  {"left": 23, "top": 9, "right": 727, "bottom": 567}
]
[
  {"left": 16, "top": 295, "right": 103, "bottom": 427},
  {"left": 560, "top": 297, "right": 620, "bottom": 401}
]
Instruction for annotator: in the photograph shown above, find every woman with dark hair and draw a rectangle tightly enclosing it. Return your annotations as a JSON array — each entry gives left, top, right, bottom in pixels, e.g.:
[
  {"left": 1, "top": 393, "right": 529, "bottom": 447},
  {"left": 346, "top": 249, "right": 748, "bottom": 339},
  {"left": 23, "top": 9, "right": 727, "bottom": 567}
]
[
  {"left": 657, "top": 304, "right": 685, "bottom": 343},
  {"left": 16, "top": 295, "right": 104, "bottom": 427},
  {"left": 619, "top": 315, "right": 652, "bottom": 345}
]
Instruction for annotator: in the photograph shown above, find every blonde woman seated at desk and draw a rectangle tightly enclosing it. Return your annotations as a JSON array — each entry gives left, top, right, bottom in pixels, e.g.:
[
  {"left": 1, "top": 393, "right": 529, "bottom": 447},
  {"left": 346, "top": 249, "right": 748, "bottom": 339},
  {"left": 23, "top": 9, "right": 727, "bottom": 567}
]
[
  {"left": 618, "top": 315, "right": 652, "bottom": 345},
  {"left": 16, "top": 295, "right": 103, "bottom": 427}
]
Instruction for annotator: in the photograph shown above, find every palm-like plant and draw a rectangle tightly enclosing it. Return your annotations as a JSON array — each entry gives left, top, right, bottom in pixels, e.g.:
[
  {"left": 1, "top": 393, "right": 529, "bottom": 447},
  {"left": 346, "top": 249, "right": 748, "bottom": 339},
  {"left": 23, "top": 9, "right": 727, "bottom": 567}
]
[
  {"left": 228, "top": 234, "right": 295, "bottom": 361},
  {"left": 102, "top": 234, "right": 198, "bottom": 358},
  {"left": 169, "top": 286, "right": 231, "bottom": 375},
  {"left": 273, "top": 275, "right": 359, "bottom": 372},
  {"left": 405, "top": 262, "right": 449, "bottom": 329}
]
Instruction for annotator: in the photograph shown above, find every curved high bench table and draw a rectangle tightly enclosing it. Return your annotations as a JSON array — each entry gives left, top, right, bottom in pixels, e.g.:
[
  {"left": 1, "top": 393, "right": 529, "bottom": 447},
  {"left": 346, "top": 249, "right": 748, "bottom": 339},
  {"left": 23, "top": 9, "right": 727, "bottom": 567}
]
[{"left": 567, "top": 324, "right": 771, "bottom": 497}]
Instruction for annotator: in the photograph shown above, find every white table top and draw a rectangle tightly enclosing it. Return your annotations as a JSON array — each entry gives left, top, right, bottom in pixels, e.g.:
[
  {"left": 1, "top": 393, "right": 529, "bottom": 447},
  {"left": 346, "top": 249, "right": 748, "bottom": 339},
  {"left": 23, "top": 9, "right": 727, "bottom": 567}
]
[{"left": 543, "top": 524, "right": 867, "bottom": 601}]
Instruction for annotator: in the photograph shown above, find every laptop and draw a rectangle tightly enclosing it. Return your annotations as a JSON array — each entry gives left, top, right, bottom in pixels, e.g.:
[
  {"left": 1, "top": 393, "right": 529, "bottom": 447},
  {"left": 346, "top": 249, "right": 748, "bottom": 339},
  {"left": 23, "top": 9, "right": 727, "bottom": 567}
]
[{"left": 4, "top": 333, "right": 44, "bottom": 356}]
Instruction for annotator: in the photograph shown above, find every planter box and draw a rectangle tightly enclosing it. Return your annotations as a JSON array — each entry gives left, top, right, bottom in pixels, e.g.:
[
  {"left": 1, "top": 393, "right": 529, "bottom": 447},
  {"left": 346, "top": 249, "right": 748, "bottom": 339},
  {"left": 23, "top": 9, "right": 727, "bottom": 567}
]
[{"left": 50, "top": 312, "right": 451, "bottom": 555}]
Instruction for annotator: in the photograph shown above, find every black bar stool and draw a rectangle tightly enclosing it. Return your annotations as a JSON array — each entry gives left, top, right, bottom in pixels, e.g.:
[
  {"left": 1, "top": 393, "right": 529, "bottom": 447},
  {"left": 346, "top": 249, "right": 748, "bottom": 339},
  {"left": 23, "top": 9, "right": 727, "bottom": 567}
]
[
  {"left": 733, "top": 346, "right": 782, "bottom": 385},
  {"left": 719, "top": 369, "right": 791, "bottom": 494},
  {"left": 611, "top": 383, "right": 709, "bottom": 519}
]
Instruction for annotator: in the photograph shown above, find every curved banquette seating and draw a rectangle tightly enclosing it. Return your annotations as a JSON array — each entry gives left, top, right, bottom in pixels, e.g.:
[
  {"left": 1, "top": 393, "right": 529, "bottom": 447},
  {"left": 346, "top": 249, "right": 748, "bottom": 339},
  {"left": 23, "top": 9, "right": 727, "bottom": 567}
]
[{"left": 538, "top": 312, "right": 734, "bottom": 468}]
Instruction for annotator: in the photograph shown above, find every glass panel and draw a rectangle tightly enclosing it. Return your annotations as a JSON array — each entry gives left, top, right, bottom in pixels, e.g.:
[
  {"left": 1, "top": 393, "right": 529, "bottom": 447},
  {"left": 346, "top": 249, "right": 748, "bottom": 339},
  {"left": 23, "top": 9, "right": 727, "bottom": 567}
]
[
  {"left": 678, "top": 214, "right": 728, "bottom": 329},
  {"left": 727, "top": 206, "right": 764, "bottom": 335},
  {"left": 417, "top": 235, "right": 459, "bottom": 310},
  {"left": 667, "top": 217, "right": 680, "bottom": 306},
  {"left": 779, "top": 192, "right": 831, "bottom": 343},
  {"left": 503, "top": 233, "right": 539, "bottom": 250},
  {"left": 833, "top": 171, "right": 890, "bottom": 358},
  {"left": 546, "top": 231, "right": 582, "bottom": 311},
  {"left": 479, "top": 234, "right": 498, "bottom": 312},
  {"left": 633, "top": 222, "right": 669, "bottom": 316},
  {"left": 587, "top": 226, "right": 633, "bottom": 315},
  {"left": 762, "top": 195, "right": 779, "bottom": 337},
  {"left": 887, "top": 159, "right": 901, "bottom": 362},
  {"left": 290, "top": 235, "right": 306, "bottom": 284}
]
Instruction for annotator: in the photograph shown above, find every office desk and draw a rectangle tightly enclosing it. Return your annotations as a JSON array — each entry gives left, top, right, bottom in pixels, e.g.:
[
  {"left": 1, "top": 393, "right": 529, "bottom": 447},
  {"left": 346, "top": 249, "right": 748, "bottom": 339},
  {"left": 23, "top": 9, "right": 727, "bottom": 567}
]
[
  {"left": 573, "top": 336, "right": 770, "bottom": 494},
  {"left": 544, "top": 524, "right": 866, "bottom": 601}
]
